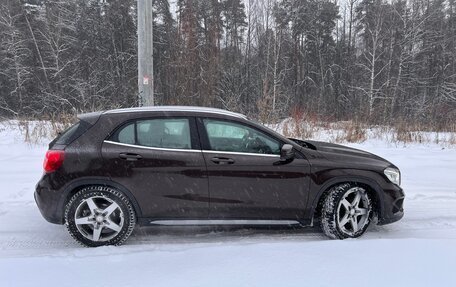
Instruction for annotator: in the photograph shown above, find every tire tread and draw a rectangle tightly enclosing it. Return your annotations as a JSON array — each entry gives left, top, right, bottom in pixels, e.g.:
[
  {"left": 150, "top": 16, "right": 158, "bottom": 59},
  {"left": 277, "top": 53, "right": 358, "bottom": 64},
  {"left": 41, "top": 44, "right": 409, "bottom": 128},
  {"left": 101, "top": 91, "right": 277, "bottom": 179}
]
[
  {"left": 64, "top": 185, "right": 136, "bottom": 247},
  {"left": 320, "top": 183, "right": 372, "bottom": 239}
]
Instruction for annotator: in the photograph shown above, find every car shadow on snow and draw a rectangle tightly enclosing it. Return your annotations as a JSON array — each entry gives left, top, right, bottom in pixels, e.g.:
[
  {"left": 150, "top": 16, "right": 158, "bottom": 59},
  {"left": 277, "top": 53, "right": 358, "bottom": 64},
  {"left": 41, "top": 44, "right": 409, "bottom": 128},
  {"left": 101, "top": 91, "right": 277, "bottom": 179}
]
[{"left": 128, "top": 225, "right": 327, "bottom": 246}]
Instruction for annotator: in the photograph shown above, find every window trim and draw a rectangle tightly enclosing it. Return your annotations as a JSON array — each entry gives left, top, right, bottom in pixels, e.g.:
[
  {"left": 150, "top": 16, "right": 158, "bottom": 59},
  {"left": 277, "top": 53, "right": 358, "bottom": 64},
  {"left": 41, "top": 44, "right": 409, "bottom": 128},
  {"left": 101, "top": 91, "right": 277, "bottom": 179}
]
[
  {"left": 104, "top": 140, "right": 202, "bottom": 153},
  {"left": 202, "top": 149, "right": 280, "bottom": 158}
]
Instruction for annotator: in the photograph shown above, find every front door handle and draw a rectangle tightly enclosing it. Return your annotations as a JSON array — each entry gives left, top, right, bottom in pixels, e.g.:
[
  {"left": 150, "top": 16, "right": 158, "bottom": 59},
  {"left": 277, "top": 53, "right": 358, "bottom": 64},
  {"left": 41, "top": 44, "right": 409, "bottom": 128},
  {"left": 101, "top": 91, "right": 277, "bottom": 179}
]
[
  {"left": 119, "top": 153, "right": 143, "bottom": 161},
  {"left": 211, "top": 157, "right": 235, "bottom": 165}
]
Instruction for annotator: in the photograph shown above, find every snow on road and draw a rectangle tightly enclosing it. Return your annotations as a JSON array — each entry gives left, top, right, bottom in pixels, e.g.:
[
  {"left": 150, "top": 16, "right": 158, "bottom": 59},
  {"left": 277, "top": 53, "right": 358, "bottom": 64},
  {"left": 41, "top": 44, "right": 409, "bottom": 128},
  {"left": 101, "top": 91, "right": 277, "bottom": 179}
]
[{"left": 1, "top": 122, "right": 456, "bottom": 287}]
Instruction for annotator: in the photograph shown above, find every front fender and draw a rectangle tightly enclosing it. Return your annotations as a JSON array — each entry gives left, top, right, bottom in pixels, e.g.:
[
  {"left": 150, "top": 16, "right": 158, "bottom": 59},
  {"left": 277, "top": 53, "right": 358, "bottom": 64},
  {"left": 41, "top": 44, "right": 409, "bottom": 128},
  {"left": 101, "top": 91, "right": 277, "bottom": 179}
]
[{"left": 305, "top": 172, "right": 387, "bottom": 224}]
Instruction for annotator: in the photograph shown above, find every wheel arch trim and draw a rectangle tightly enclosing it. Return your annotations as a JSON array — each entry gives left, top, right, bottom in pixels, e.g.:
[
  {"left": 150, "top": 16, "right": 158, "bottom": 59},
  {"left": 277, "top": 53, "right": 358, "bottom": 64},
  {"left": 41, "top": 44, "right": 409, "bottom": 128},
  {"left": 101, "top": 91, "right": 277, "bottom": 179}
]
[
  {"left": 310, "top": 176, "right": 386, "bottom": 221},
  {"left": 58, "top": 177, "right": 143, "bottom": 222}
]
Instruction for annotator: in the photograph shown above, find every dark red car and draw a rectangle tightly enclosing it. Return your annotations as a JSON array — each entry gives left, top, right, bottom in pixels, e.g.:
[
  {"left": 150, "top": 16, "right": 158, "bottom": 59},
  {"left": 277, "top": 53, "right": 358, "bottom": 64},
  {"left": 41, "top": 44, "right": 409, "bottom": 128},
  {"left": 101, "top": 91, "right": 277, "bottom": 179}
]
[{"left": 35, "top": 106, "right": 404, "bottom": 247}]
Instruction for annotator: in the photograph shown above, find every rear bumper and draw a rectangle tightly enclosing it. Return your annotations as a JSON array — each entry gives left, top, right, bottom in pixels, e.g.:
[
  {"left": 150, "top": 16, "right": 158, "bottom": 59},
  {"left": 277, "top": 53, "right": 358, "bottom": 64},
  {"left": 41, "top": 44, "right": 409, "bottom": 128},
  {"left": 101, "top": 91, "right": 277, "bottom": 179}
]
[{"left": 34, "top": 175, "right": 65, "bottom": 225}]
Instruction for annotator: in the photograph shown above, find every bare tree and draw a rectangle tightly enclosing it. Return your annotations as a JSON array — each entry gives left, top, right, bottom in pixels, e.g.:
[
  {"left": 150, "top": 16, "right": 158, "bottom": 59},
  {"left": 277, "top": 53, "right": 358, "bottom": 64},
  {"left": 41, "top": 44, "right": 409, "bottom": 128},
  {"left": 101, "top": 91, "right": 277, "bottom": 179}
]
[{"left": 0, "top": 1, "right": 32, "bottom": 116}]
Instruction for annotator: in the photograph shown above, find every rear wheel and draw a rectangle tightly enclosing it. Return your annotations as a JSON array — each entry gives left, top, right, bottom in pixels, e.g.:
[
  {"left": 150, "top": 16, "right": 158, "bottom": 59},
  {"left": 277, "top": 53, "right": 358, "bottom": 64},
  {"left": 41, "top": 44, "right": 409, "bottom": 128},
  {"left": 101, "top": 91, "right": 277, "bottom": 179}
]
[
  {"left": 65, "top": 186, "right": 136, "bottom": 247},
  {"left": 321, "top": 183, "right": 372, "bottom": 239}
]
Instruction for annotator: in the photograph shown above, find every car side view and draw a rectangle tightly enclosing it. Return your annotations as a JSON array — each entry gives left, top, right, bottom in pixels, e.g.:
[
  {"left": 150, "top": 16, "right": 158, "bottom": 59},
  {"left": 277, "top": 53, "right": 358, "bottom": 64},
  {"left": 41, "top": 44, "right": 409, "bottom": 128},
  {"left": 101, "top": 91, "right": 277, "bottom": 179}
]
[{"left": 35, "top": 106, "right": 404, "bottom": 247}]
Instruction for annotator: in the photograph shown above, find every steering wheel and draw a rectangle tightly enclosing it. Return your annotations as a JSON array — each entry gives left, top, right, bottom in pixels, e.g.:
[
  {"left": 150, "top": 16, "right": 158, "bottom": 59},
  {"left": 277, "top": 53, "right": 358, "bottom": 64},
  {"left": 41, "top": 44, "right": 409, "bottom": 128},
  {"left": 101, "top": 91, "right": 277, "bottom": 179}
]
[{"left": 253, "top": 137, "right": 272, "bottom": 154}]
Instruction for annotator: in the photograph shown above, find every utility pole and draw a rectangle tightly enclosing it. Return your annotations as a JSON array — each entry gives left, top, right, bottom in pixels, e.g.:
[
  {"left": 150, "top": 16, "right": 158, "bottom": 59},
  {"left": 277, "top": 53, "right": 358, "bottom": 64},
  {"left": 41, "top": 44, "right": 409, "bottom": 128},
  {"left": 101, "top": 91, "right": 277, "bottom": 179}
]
[{"left": 137, "top": 0, "right": 154, "bottom": 106}]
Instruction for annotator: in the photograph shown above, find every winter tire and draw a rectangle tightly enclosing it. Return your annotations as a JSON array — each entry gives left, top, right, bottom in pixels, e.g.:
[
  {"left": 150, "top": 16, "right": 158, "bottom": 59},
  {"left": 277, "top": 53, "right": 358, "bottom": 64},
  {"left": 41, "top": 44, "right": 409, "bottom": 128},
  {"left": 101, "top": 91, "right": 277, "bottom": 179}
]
[
  {"left": 65, "top": 186, "right": 136, "bottom": 247},
  {"left": 321, "top": 183, "right": 372, "bottom": 239}
]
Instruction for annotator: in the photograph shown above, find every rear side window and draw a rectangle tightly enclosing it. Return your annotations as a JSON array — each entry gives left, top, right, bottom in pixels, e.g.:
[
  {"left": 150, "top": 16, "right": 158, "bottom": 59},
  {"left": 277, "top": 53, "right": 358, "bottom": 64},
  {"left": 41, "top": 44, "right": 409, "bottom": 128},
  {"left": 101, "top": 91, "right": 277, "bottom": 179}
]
[
  {"left": 117, "top": 123, "right": 135, "bottom": 144},
  {"left": 111, "top": 118, "right": 192, "bottom": 150}
]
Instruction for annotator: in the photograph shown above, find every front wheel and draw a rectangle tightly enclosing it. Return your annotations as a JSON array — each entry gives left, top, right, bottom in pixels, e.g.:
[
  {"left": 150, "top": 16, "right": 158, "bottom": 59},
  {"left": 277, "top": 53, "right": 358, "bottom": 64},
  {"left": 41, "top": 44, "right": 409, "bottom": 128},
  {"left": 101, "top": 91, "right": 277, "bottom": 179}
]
[
  {"left": 64, "top": 186, "right": 136, "bottom": 247},
  {"left": 321, "top": 183, "right": 372, "bottom": 239}
]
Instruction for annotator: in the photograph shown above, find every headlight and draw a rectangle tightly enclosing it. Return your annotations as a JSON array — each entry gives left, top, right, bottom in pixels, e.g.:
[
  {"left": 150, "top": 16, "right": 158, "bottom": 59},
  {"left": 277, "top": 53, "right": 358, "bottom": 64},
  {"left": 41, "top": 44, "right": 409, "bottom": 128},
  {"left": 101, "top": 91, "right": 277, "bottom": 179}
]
[{"left": 384, "top": 167, "right": 401, "bottom": 186}]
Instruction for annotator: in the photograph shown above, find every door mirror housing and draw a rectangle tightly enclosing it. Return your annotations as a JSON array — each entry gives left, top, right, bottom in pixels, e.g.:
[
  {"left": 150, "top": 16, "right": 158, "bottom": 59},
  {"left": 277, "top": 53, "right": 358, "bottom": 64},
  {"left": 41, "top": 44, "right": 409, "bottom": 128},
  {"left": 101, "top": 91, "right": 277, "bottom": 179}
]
[{"left": 280, "top": 144, "right": 295, "bottom": 161}]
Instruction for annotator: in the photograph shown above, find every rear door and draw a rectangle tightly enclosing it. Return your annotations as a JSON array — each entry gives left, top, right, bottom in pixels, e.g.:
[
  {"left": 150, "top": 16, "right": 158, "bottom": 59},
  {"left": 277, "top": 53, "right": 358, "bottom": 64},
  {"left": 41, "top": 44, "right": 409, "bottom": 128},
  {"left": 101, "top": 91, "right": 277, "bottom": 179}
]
[
  {"left": 197, "top": 117, "right": 311, "bottom": 220},
  {"left": 101, "top": 116, "right": 208, "bottom": 219}
]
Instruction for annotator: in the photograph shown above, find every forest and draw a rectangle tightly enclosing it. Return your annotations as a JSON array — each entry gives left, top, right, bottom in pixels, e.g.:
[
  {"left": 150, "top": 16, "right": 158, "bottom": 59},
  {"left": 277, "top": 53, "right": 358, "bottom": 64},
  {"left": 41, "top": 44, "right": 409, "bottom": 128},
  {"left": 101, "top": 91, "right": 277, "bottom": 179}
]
[{"left": 1, "top": 0, "right": 455, "bottom": 130}]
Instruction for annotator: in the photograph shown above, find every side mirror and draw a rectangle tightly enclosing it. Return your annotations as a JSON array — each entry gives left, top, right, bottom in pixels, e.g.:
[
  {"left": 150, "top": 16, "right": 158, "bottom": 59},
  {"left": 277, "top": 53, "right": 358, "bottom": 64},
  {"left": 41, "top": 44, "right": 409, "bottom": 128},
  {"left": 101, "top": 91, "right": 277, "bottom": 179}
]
[{"left": 280, "top": 144, "right": 295, "bottom": 161}]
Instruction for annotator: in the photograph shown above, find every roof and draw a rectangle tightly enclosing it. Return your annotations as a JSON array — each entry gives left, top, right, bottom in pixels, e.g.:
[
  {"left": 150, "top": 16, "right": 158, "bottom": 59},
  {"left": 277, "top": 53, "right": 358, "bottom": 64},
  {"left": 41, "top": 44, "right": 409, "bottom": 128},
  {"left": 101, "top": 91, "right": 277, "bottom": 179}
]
[{"left": 103, "top": 106, "right": 247, "bottom": 119}]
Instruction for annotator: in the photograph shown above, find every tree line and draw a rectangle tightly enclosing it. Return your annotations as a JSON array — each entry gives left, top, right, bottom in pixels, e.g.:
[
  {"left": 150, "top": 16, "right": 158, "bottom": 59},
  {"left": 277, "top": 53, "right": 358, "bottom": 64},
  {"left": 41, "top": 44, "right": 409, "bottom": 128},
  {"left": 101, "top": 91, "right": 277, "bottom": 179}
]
[{"left": 1, "top": 0, "right": 455, "bottom": 129}]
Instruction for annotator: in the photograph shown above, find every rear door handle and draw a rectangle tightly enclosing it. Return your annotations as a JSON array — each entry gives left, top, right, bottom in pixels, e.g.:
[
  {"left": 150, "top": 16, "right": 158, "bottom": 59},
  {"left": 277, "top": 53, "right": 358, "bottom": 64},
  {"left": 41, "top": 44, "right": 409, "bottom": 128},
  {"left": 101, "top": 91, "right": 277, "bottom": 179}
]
[
  {"left": 119, "top": 153, "right": 143, "bottom": 161},
  {"left": 211, "top": 157, "right": 235, "bottom": 165}
]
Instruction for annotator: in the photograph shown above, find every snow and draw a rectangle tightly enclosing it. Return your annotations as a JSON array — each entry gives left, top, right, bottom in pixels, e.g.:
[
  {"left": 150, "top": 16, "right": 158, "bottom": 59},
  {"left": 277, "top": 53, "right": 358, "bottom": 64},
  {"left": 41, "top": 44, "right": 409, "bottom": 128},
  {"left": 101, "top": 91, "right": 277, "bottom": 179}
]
[{"left": 1, "top": 121, "right": 456, "bottom": 287}]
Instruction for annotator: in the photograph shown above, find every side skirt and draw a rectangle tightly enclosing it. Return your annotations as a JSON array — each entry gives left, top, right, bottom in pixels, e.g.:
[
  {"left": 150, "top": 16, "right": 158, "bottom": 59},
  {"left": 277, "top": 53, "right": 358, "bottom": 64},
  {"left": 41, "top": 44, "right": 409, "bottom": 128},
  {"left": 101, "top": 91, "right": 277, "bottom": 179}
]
[{"left": 138, "top": 219, "right": 302, "bottom": 227}]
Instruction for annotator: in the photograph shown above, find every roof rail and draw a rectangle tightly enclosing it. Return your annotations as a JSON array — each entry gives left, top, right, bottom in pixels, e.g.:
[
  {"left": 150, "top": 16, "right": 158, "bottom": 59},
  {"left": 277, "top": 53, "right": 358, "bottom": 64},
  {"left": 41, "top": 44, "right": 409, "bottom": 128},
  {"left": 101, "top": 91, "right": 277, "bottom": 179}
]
[{"left": 104, "top": 106, "right": 247, "bottom": 119}]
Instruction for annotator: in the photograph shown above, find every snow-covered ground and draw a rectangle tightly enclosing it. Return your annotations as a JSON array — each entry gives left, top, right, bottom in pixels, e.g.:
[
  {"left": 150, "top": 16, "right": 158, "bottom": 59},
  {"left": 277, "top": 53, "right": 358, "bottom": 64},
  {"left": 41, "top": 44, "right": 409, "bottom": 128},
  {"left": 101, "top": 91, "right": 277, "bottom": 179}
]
[{"left": 1, "top": 121, "right": 456, "bottom": 287}]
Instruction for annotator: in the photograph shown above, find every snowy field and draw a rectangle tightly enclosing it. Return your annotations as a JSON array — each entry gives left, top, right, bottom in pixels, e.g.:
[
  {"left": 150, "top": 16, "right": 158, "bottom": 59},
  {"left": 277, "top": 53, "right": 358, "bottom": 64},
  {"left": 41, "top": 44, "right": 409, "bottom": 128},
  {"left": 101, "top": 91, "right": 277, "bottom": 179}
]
[{"left": 1, "top": 121, "right": 456, "bottom": 287}]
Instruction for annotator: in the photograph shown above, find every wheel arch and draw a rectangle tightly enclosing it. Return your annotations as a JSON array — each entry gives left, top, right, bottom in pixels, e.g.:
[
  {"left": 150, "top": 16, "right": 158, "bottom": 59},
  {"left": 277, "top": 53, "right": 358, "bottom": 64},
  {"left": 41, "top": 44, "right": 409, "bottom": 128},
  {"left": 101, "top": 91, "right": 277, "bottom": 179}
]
[
  {"left": 310, "top": 176, "right": 385, "bottom": 223},
  {"left": 58, "top": 177, "right": 143, "bottom": 223}
]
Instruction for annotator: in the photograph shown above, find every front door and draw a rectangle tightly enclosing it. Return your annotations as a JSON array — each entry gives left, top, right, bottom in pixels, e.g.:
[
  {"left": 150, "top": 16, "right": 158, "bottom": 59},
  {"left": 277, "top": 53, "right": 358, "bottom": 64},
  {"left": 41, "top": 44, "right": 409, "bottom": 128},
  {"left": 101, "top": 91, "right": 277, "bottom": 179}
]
[
  {"left": 101, "top": 117, "right": 208, "bottom": 219},
  {"left": 198, "top": 118, "right": 311, "bottom": 220}
]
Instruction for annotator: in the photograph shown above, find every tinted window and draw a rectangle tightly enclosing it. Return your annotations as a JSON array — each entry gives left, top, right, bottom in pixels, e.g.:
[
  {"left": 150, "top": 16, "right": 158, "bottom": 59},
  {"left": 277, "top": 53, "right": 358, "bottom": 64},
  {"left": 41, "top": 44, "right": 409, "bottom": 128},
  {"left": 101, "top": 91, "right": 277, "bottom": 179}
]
[
  {"left": 203, "top": 119, "right": 280, "bottom": 155},
  {"left": 117, "top": 123, "right": 135, "bottom": 144},
  {"left": 112, "top": 118, "right": 192, "bottom": 150},
  {"left": 51, "top": 121, "right": 91, "bottom": 147}
]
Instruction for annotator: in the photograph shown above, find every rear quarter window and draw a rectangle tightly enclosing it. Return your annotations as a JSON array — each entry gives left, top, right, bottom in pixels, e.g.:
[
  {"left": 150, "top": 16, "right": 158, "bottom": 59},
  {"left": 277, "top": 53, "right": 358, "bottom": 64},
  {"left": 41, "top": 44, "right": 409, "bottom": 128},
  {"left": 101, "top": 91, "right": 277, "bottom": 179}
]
[{"left": 50, "top": 121, "right": 91, "bottom": 148}]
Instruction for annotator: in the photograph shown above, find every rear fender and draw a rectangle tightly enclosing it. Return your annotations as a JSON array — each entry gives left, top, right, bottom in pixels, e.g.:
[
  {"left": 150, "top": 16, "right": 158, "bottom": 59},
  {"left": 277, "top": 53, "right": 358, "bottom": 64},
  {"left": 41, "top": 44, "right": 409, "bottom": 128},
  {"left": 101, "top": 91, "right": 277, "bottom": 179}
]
[{"left": 58, "top": 177, "right": 143, "bottom": 221}]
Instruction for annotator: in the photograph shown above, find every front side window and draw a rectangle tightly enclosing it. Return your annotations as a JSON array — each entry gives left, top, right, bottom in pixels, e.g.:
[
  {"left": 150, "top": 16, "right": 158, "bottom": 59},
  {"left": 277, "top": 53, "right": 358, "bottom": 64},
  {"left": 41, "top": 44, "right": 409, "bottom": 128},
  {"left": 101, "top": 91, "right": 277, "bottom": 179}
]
[
  {"left": 111, "top": 118, "right": 192, "bottom": 150},
  {"left": 203, "top": 119, "right": 280, "bottom": 155}
]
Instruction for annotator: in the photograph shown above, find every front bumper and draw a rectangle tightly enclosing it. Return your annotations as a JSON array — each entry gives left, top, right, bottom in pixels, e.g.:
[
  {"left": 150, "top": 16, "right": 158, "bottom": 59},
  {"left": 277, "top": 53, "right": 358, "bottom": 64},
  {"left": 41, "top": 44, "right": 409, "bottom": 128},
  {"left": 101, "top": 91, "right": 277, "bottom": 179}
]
[{"left": 378, "top": 186, "right": 405, "bottom": 225}]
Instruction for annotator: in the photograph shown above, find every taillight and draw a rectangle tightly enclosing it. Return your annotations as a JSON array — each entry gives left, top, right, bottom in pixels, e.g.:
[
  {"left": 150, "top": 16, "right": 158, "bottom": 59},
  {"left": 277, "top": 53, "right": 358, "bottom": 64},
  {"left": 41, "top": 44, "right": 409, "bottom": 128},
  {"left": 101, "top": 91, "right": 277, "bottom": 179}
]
[{"left": 43, "top": 150, "right": 65, "bottom": 173}]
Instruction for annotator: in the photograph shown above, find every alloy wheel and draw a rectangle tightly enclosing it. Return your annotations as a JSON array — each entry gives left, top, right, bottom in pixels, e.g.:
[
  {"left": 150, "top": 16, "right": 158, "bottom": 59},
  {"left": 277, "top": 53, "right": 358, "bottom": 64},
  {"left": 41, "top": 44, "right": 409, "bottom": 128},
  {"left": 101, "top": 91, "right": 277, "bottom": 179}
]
[
  {"left": 336, "top": 187, "right": 370, "bottom": 236},
  {"left": 74, "top": 196, "right": 125, "bottom": 242}
]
